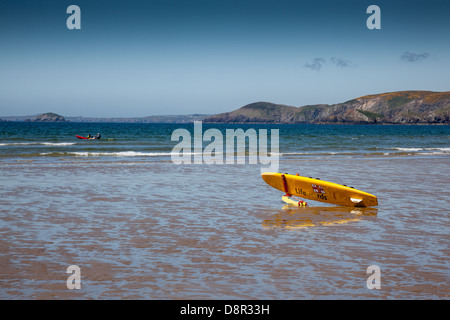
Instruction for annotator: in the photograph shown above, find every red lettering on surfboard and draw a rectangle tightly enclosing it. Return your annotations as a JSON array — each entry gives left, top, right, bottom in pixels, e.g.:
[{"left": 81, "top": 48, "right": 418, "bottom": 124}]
[{"left": 312, "top": 184, "right": 325, "bottom": 194}]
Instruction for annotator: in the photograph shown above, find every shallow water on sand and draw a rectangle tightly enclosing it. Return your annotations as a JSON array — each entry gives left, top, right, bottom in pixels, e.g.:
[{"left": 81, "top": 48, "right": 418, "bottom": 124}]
[{"left": 0, "top": 154, "right": 448, "bottom": 299}]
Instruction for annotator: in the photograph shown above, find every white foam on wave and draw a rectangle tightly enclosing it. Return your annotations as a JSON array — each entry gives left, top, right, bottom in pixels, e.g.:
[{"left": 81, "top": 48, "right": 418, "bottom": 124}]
[
  {"left": 39, "top": 151, "right": 203, "bottom": 157},
  {"left": 71, "top": 151, "right": 174, "bottom": 157},
  {"left": 392, "top": 147, "right": 450, "bottom": 153},
  {"left": 0, "top": 142, "right": 76, "bottom": 146},
  {"left": 392, "top": 148, "right": 423, "bottom": 152},
  {"left": 42, "top": 142, "right": 76, "bottom": 146}
]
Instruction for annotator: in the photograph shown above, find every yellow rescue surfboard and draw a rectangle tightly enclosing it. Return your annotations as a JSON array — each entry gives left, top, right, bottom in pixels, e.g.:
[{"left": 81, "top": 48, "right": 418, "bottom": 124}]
[{"left": 262, "top": 172, "right": 378, "bottom": 207}]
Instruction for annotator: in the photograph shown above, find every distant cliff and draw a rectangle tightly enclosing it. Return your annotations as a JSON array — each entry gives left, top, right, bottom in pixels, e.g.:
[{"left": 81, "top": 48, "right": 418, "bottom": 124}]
[
  {"left": 32, "top": 112, "right": 67, "bottom": 122},
  {"left": 204, "top": 91, "right": 450, "bottom": 124},
  {"left": 2, "top": 113, "right": 210, "bottom": 123}
]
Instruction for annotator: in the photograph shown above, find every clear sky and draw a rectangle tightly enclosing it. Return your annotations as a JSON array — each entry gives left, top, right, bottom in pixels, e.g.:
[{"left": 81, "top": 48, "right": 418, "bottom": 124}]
[{"left": 0, "top": 0, "right": 449, "bottom": 117}]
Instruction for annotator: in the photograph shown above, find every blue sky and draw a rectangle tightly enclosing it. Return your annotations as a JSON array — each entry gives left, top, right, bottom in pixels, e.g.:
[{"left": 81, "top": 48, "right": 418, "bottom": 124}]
[{"left": 0, "top": 0, "right": 449, "bottom": 117}]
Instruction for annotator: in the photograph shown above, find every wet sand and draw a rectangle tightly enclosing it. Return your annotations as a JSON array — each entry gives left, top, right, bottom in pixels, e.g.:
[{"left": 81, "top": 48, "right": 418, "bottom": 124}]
[{"left": 0, "top": 156, "right": 449, "bottom": 299}]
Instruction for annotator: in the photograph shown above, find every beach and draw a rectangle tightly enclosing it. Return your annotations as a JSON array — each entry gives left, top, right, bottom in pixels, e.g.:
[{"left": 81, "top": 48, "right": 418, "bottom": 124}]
[{"left": 0, "top": 123, "right": 449, "bottom": 299}]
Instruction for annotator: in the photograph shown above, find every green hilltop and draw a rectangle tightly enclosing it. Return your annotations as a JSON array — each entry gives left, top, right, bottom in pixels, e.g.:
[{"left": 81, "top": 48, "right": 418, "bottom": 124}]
[{"left": 204, "top": 91, "right": 450, "bottom": 124}]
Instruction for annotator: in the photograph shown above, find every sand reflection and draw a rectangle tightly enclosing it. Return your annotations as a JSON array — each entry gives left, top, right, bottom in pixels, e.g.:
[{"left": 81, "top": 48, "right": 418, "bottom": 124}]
[{"left": 262, "top": 205, "right": 378, "bottom": 230}]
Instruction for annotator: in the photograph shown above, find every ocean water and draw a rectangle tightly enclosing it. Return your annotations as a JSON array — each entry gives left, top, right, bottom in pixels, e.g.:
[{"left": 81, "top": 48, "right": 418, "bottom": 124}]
[
  {"left": 1, "top": 122, "right": 449, "bottom": 162},
  {"left": 0, "top": 122, "right": 449, "bottom": 299}
]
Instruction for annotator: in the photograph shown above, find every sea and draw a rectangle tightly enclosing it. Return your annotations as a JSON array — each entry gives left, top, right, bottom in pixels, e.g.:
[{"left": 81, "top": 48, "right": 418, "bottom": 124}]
[{"left": 0, "top": 121, "right": 449, "bottom": 300}]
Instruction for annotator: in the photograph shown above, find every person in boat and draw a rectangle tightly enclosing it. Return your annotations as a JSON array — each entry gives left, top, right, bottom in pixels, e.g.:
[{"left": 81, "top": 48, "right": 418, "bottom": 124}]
[
  {"left": 87, "top": 134, "right": 92, "bottom": 139},
  {"left": 95, "top": 133, "right": 101, "bottom": 139}
]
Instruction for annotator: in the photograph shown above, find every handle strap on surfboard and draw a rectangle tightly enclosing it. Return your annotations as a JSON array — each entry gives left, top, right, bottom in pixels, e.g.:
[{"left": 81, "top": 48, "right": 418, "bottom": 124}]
[{"left": 281, "top": 174, "right": 291, "bottom": 197}]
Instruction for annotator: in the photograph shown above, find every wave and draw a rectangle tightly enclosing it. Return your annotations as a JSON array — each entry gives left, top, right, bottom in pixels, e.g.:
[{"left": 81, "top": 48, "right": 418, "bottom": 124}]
[
  {"left": 39, "top": 151, "right": 206, "bottom": 157},
  {"left": 6, "top": 147, "right": 449, "bottom": 159},
  {"left": 279, "top": 148, "right": 450, "bottom": 158},
  {"left": 40, "top": 151, "right": 175, "bottom": 157},
  {"left": 390, "top": 147, "right": 450, "bottom": 153},
  {"left": 0, "top": 142, "right": 76, "bottom": 146},
  {"left": 280, "top": 151, "right": 356, "bottom": 156}
]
